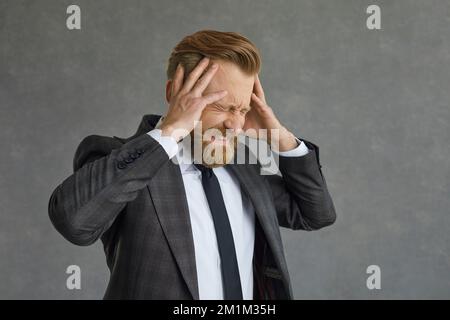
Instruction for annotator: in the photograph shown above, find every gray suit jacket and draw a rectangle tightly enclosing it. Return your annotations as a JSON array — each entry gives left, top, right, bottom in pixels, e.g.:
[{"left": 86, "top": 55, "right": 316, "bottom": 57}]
[{"left": 48, "top": 114, "right": 336, "bottom": 299}]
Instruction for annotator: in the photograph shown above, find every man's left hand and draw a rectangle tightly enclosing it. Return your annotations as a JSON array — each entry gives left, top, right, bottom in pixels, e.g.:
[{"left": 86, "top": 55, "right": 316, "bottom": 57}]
[{"left": 242, "top": 74, "right": 299, "bottom": 152}]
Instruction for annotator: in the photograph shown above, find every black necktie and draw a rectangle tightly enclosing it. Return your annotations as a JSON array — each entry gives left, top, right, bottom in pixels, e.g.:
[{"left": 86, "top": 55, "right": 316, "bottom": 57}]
[{"left": 194, "top": 163, "right": 243, "bottom": 300}]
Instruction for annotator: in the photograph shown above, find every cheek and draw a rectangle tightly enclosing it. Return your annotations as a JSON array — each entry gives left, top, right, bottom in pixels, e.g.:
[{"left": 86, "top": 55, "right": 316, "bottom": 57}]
[
  {"left": 199, "top": 110, "right": 214, "bottom": 128},
  {"left": 201, "top": 110, "right": 227, "bottom": 129}
]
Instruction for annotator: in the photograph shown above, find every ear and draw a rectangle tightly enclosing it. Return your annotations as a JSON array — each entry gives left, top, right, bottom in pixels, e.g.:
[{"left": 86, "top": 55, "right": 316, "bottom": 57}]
[{"left": 165, "top": 80, "right": 172, "bottom": 104}]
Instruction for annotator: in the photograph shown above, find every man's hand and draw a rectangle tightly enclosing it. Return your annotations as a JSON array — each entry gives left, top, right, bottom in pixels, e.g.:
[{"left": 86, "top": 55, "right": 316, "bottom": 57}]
[
  {"left": 242, "top": 74, "right": 298, "bottom": 152},
  {"left": 160, "top": 57, "right": 228, "bottom": 142}
]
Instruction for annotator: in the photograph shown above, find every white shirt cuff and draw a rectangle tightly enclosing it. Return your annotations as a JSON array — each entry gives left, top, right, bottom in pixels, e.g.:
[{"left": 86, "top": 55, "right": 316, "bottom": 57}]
[
  {"left": 273, "top": 137, "right": 310, "bottom": 157},
  {"left": 147, "top": 129, "right": 179, "bottom": 159}
]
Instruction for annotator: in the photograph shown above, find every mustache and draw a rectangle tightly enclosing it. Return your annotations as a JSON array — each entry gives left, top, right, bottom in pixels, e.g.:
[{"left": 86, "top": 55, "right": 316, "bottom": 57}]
[
  {"left": 188, "top": 127, "right": 238, "bottom": 148},
  {"left": 201, "top": 127, "right": 239, "bottom": 139}
]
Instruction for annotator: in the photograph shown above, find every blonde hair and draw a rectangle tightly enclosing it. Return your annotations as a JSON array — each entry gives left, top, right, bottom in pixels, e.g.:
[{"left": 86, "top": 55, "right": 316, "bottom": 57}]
[{"left": 166, "top": 30, "right": 261, "bottom": 81}]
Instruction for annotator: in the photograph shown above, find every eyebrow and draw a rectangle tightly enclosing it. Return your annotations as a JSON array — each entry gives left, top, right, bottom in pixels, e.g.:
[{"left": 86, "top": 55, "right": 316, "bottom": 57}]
[{"left": 215, "top": 102, "right": 251, "bottom": 111}]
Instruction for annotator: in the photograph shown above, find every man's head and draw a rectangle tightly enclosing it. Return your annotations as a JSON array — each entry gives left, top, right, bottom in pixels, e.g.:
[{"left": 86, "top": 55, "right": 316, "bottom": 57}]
[{"left": 165, "top": 30, "right": 261, "bottom": 167}]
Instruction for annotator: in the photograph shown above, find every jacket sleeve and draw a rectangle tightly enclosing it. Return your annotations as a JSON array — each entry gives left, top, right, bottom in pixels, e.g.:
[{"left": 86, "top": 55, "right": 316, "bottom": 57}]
[
  {"left": 48, "top": 133, "right": 170, "bottom": 246},
  {"left": 264, "top": 139, "right": 337, "bottom": 230}
]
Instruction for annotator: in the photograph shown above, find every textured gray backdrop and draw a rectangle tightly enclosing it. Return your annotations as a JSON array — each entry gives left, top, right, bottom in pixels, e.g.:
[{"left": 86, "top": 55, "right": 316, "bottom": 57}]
[{"left": 1, "top": 0, "right": 449, "bottom": 299}]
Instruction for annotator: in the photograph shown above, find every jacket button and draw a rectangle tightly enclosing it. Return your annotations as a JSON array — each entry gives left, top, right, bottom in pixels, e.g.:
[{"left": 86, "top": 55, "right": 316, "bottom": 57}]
[
  {"left": 117, "top": 161, "right": 127, "bottom": 169},
  {"left": 124, "top": 157, "right": 134, "bottom": 164},
  {"left": 136, "top": 148, "right": 144, "bottom": 155},
  {"left": 129, "top": 151, "right": 139, "bottom": 159}
]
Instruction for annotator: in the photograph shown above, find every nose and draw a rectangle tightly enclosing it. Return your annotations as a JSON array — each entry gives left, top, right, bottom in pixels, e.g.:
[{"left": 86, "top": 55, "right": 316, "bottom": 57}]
[{"left": 223, "top": 114, "right": 243, "bottom": 135}]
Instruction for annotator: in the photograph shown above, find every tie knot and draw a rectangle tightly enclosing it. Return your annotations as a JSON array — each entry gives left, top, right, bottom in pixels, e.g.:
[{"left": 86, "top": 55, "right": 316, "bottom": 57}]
[{"left": 194, "top": 163, "right": 213, "bottom": 178}]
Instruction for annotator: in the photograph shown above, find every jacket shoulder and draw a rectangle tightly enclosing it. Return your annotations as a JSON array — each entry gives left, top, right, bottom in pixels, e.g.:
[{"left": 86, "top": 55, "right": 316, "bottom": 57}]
[{"left": 73, "top": 134, "right": 124, "bottom": 172}]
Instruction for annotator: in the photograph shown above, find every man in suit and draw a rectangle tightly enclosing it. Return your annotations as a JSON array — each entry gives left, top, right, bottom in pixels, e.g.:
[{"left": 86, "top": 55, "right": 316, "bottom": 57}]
[{"left": 48, "top": 30, "right": 336, "bottom": 299}]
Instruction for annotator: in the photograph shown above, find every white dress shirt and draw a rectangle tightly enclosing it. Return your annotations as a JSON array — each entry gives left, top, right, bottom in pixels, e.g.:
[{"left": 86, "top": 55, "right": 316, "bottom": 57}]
[{"left": 147, "top": 119, "right": 309, "bottom": 299}]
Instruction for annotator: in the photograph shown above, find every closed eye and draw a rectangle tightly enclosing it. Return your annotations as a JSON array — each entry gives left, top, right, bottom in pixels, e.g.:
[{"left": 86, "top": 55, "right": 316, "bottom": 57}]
[
  {"left": 213, "top": 103, "right": 250, "bottom": 115},
  {"left": 240, "top": 108, "right": 250, "bottom": 115}
]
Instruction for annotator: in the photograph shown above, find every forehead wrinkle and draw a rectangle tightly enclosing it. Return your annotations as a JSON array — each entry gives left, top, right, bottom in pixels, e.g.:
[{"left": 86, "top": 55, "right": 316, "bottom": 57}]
[
  {"left": 216, "top": 101, "right": 250, "bottom": 111},
  {"left": 208, "top": 63, "right": 253, "bottom": 110},
  {"left": 220, "top": 93, "right": 251, "bottom": 109}
]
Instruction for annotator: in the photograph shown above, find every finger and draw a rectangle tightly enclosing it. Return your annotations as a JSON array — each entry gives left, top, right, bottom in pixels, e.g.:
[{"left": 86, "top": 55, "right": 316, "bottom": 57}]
[
  {"left": 180, "top": 57, "right": 210, "bottom": 93},
  {"left": 253, "top": 74, "right": 266, "bottom": 102},
  {"left": 171, "top": 63, "right": 184, "bottom": 97},
  {"left": 202, "top": 90, "right": 228, "bottom": 105},
  {"left": 251, "top": 92, "right": 265, "bottom": 110},
  {"left": 192, "top": 63, "right": 219, "bottom": 95}
]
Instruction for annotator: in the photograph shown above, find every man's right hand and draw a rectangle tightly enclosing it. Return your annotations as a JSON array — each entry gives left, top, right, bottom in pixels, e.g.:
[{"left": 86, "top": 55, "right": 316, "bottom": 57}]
[{"left": 160, "top": 57, "right": 228, "bottom": 142}]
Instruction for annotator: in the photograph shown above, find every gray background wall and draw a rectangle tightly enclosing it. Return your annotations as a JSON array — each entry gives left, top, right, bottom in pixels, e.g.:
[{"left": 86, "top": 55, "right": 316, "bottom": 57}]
[{"left": 1, "top": 0, "right": 449, "bottom": 299}]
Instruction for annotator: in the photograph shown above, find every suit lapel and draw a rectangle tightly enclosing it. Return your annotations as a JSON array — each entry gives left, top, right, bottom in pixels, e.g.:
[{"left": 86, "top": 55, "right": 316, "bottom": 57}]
[
  {"left": 228, "top": 163, "right": 291, "bottom": 293},
  {"left": 118, "top": 114, "right": 199, "bottom": 299},
  {"left": 147, "top": 160, "right": 199, "bottom": 300}
]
